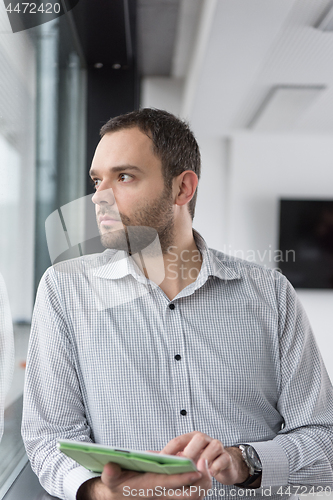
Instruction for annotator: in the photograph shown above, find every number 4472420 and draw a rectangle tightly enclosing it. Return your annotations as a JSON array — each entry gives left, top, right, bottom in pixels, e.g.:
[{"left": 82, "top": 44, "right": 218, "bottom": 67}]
[
  {"left": 277, "top": 486, "right": 332, "bottom": 496},
  {"left": 5, "top": 3, "right": 61, "bottom": 14}
]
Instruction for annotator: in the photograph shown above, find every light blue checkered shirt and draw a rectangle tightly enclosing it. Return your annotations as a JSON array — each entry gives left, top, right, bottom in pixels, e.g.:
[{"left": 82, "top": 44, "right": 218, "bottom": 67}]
[{"left": 22, "top": 231, "right": 333, "bottom": 500}]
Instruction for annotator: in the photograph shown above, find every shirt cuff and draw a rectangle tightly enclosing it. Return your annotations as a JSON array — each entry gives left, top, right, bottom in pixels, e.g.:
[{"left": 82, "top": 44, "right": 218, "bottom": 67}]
[
  {"left": 63, "top": 465, "right": 100, "bottom": 500},
  {"left": 247, "top": 440, "right": 289, "bottom": 488}
]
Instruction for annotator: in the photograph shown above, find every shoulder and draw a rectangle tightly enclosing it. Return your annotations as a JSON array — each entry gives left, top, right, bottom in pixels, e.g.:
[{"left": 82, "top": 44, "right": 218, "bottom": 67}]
[
  {"left": 207, "top": 248, "right": 303, "bottom": 338},
  {"left": 39, "top": 250, "right": 116, "bottom": 289},
  {"left": 207, "top": 246, "right": 292, "bottom": 300},
  {"left": 209, "top": 246, "right": 283, "bottom": 277}
]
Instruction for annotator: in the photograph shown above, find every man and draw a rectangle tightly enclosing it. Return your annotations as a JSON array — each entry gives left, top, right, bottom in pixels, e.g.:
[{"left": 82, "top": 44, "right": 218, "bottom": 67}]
[{"left": 22, "top": 109, "right": 333, "bottom": 500}]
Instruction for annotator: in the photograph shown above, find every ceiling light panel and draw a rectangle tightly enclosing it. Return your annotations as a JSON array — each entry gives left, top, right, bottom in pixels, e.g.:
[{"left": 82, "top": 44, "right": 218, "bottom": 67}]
[{"left": 248, "top": 85, "right": 326, "bottom": 131}]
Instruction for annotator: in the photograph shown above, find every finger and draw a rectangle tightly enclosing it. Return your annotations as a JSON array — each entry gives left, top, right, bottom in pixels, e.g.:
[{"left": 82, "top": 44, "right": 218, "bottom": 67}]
[
  {"left": 161, "top": 432, "right": 198, "bottom": 455},
  {"left": 161, "top": 431, "right": 211, "bottom": 458},
  {"left": 101, "top": 462, "right": 123, "bottom": 487},
  {"left": 101, "top": 462, "right": 140, "bottom": 489},
  {"left": 198, "top": 439, "right": 224, "bottom": 467},
  {"left": 165, "top": 459, "right": 212, "bottom": 500},
  {"left": 197, "top": 458, "right": 212, "bottom": 483},
  {"left": 177, "top": 458, "right": 212, "bottom": 499},
  {"left": 181, "top": 433, "right": 212, "bottom": 462},
  {"left": 209, "top": 451, "right": 232, "bottom": 477}
]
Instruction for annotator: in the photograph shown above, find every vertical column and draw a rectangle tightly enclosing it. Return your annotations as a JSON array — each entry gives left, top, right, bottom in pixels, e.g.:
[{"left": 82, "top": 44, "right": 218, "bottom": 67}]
[{"left": 34, "top": 19, "right": 60, "bottom": 290}]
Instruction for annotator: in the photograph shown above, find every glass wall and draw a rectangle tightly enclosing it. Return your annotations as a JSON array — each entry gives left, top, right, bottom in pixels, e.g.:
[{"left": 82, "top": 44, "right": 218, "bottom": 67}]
[
  {"left": 35, "top": 17, "right": 86, "bottom": 290},
  {"left": 0, "top": 3, "right": 86, "bottom": 496}
]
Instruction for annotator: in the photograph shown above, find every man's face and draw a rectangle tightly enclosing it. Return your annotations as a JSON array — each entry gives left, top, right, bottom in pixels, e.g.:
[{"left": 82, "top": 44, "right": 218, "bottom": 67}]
[{"left": 90, "top": 127, "right": 174, "bottom": 253}]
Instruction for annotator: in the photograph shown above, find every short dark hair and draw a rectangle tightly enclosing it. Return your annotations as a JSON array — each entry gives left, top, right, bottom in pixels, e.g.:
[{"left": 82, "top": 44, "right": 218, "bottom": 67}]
[{"left": 100, "top": 108, "right": 201, "bottom": 220}]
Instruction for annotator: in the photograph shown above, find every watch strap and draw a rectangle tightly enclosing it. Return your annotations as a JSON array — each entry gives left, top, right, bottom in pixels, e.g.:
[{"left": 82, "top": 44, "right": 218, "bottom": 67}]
[
  {"left": 234, "top": 444, "right": 262, "bottom": 488},
  {"left": 234, "top": 469, "right": 262, "bottom": 487}
]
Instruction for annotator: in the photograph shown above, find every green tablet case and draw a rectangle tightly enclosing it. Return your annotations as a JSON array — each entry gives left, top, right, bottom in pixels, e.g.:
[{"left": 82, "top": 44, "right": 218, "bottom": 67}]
[{"left": 57, "top": 439, "right": 197, "bottom": 474}]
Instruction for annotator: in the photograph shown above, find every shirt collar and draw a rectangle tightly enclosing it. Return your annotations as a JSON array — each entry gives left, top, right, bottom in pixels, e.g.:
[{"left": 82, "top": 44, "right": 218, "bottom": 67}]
[
  {"left": 92, "top": 241, "right": 164, "bottom": 285},
  {"left": 91, "top": 250, "right": 128, "bottom": 279},
  {"left": 92, "top": 249, "right": 146, "bottom": 282},
  {"left": 92, "top": 229, "right": 240, "bottom": 283},
  {"left": 192, "top": 229, "right": 240, "bottom": 283}
]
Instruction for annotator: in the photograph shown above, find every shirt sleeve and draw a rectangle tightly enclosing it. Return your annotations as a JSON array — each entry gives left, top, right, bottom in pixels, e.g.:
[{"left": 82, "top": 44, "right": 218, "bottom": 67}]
[
  {"left": 248, "top": 273, "right": 333, "bottom": 489},
  {"left": 21, "top": 269, "right": 99, "bottom": 500}
]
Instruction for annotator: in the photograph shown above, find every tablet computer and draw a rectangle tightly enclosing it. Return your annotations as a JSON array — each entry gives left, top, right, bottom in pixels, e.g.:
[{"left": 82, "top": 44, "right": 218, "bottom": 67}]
[{"left": 57, "top": 439, "right": 197, "bottom": 475}]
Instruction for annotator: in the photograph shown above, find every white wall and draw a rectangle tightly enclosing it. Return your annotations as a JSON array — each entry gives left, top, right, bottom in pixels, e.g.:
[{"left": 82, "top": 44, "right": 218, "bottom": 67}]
[
  {"left": 193, "top": 136, "right": 230, "bottom": 251},
  {"left": 141, "top": 77, "right": 184, "bottom": 117}
]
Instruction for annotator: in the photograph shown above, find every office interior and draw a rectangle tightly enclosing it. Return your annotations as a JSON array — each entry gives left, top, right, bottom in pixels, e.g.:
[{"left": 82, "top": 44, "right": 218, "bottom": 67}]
[{"left": 0, "top": 0, "right": 333, "bottom": 498}]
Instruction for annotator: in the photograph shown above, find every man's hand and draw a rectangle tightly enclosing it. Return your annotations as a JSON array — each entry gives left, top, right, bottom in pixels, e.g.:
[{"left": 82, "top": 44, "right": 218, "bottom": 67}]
[
  {"left": 162, "top": 432, "right": 257, "bottom": 487},
  {"left": 76, "top": 457, "right": 211, "bottom": 500}
]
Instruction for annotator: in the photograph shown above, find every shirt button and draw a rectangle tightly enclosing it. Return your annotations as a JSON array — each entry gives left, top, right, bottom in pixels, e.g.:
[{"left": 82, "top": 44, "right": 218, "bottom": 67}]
[
  {"left": 175, "top": 354, "right": 181, "bottom": 361},
  {"left": 180, "top": 409, "right": 187, "bottom": 416},
  {"left": 169, "top": 303, "right": 175, "bottom": 310}
]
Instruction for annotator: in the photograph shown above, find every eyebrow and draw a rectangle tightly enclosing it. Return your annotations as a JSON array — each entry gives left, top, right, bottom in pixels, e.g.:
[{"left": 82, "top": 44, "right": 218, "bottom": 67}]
[{"left": 89, "top": 165, "right": 144, "bottom": 178}]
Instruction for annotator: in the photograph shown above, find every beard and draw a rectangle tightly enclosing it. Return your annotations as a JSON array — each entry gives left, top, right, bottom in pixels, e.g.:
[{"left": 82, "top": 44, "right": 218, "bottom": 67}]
[{"left": 97, "top": 185, "right": 175, "bottom": 255}]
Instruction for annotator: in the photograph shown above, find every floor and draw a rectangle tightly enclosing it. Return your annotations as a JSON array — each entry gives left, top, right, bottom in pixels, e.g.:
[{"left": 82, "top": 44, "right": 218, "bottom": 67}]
[
  {"left": 3, "top": 462, "right": 59, "bottom": 500},
  {"left": 0, "top": 397, "right": 26, "bottom": 490},
  {"left": 0, "top": 323, "right": 58, "bottom": 499},
  {"left": 0, "top": 324, "right": 30, "bottom": 496}
]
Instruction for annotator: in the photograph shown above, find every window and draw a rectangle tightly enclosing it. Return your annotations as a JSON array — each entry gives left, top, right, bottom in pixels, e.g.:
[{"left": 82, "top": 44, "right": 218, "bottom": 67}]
[{"left": 0, "top": 5, "right": 86, "bottom": 496}]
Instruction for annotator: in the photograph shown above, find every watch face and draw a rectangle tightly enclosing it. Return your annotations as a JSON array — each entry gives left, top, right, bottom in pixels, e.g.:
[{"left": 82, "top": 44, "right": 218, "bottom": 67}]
[{"left": 246, "top": 446, "right": 262, "bottom": 470}]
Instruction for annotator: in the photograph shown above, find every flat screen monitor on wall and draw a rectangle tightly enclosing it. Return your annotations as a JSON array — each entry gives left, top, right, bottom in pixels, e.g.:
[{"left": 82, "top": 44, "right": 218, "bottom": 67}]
[{"left": 278, "top": 199, "right": 333, "bottom": 289}]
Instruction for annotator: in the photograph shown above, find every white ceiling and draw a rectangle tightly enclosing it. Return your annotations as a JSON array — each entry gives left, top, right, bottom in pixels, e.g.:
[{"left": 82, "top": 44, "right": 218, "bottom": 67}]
[{"left": 178, "top": 0, "right": 333, "bottom": 135}]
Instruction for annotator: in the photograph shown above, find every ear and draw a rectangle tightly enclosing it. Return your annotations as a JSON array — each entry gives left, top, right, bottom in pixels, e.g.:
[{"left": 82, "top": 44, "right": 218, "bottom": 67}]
[{"left": 173, "top": 171, "right": 198, "bottom": 208}]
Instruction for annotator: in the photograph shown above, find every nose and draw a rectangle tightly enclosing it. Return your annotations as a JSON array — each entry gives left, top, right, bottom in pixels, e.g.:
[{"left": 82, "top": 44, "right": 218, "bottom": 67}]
[{"left": 92, "top": 187, "right": 116, "bottom": 206}]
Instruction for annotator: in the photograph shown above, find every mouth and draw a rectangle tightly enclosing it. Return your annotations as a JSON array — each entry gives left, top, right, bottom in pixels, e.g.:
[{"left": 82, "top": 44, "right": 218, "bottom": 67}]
[{"left": 99, "top": 214, "right": 121, "bottom": 225}]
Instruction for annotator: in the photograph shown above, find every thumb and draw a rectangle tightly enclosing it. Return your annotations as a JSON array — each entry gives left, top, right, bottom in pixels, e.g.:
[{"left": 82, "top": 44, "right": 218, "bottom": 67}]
[
  {"left": 197, "top": 458, "right": 212, "bottom": 483},
  {"left": 101, "top": 462, "right": 123, "bottom": 487}
]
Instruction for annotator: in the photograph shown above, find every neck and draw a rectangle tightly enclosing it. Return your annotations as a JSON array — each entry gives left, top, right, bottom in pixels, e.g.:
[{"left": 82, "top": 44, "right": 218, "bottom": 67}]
[{"left": 132, "top": 222, "right": 202, "bottom": 301}]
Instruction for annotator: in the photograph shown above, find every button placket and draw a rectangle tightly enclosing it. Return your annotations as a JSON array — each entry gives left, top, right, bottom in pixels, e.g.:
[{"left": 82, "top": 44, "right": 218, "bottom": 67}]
[{"left": 165, "top": 301, "right": 193, "bottom": 431}]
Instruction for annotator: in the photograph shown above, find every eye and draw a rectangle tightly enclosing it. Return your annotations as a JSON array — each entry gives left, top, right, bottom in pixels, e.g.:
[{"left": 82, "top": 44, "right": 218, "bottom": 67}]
[
  {"left": 91, "top": 178, "right": 101, "bottom": 189},
  {"left": 119, "top": 173, "right": 132, "bottom": 182}
]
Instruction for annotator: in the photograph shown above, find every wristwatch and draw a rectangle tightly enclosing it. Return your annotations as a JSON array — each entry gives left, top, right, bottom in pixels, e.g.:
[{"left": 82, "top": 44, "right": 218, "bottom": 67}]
[{"left": 234, "top": 444, "right": 262, "bottom": 487}]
